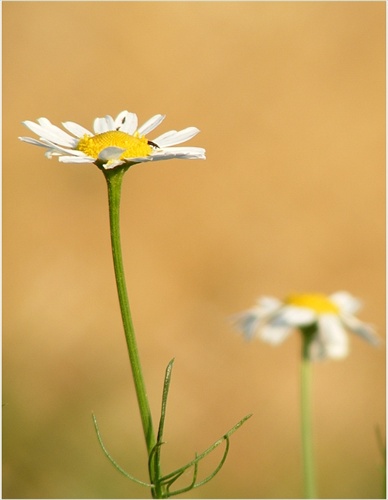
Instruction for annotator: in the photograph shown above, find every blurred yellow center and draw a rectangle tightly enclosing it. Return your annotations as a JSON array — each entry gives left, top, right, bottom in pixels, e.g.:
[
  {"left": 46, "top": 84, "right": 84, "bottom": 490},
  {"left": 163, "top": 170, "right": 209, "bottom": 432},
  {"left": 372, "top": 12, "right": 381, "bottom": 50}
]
[
  {"left": 285, "top": 293, "right": 339, "bottom": 314},
  {"left": 77, "top": 131, "right": 152, "bottom": 159}
]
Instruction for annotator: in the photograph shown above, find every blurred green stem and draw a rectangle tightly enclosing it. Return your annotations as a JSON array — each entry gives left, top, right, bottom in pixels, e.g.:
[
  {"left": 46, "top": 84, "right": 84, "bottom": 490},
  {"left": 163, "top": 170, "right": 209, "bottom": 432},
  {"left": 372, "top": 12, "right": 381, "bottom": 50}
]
[
  {"left": 300, "top": 325, "right": 317, "bottom": 499},
  {"left": 374, "top": 426, "right": 386, "bottom": 498},
  {"left": 103, "top": 166, "right": 157, "bottom": 472}
]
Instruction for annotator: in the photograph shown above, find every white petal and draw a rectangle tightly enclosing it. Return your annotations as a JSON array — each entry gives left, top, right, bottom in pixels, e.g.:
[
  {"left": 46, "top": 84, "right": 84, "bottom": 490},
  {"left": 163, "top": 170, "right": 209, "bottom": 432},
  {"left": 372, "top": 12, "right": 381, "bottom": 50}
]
[
  {"left": 143, "top": 153, "right": 202, "bottom": 162},
  {"left": 252, "top": 297, "right": 283, "bottom": 320},
  {"left": 44, "top": 151, "right": 58, "bottom": 159},
  {"left": 98, "top": 146, "right": 125, "bottom": 161},
  {"left": 37, "top": 139, "right": 86, "bottom": 157},
  {"left": 276, "top": 306, "right": 317, "bottom": 326},
  {"left": 256, "top": 296, "right": 284, "bottom": 311},
  {"left": 93, "top": 115, "right": 115, "bottom": 134},
  {"left": 152, "top": 130, "right": 177, "bottom": 145},
  {"left": 123, "top": 156, "right": 153, "bottom": 163},
  {"left": 105, "top": 115, "right": 116, "bottom": 131},
  {"left": 308, "top": 337, "right": 327, "bottom": 361},
  {"left": 22, "top": 120, "right": 77, "bottom": 148},
  {"left": 115, "top": 111, "right": 138, "bottom": 134},
  {"left": 157, "top": 146, "right": 205, "bottom": 154},
  {"left": 340, "top": 314, "right": 380, "bottom": 346},
  {"left": 137, "top": 114, "right": 165, "bottom": 135},
  {"left": 103, "top": 159, "right": 125, "bottom": 170},
  {"left": 146, "top": 147, "right": 206, "bottom": 161},
  {"left": 330, "top": 291, "right": 361, "bottom": 315},
  {"left": 62, "top": 121, "right": 93, "bottom": 138},
  {"left": 231, "top": 310, "right": 262, "bottom": 341},
  {"left": 36, "top": 118, "right": 79, "bottom": 147},
  {"left": 114, "top": 110, "right": 130, "bottom": 128},
  {"left": 19, "top": 136, "right": 50, "bottom": 148},
  {"left": 59, "top": 156, "right": 95, "bottom": 163},
  {"left": 316, "top": 314, "right": 349, "bottom": 359},
  {"left": 259, "top": 324, "right": 293, "bottom": 344},
  {"left": 153, "top": 127, "right": 200, "bottom": 147}
]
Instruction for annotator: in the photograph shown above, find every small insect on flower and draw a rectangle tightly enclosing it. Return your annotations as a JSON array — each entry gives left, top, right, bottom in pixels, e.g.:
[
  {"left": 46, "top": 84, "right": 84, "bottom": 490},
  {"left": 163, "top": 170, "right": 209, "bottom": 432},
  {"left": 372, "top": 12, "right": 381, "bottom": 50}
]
[{"left": 147, "top": 141, "right": 160, "bottom": 149}]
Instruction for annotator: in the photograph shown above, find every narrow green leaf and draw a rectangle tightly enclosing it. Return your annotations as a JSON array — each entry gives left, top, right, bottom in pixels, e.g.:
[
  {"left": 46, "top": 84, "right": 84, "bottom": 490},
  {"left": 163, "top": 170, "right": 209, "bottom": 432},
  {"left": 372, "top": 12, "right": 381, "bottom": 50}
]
[
  {"left": 92, "top": 413, "right": 153, "bottom": 488},
  {"left": 157, "top": 358, "right": 175, "bottom": 445},
  {"left": 166, "top": 453, "right": 198, "bottom": 497},
  {"left": 149, "top": 358, "right": 175, "bottom": 495},
  {"left": 160, "top": 413, "right": 252, "bottom": 483}
]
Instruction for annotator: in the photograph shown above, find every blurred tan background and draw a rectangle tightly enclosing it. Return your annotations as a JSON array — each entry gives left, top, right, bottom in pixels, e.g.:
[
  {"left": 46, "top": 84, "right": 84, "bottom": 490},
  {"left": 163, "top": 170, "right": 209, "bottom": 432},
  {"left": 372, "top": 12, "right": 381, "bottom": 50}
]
[{"left": 3, "top": 2, "right": 385, "bottom": 499}]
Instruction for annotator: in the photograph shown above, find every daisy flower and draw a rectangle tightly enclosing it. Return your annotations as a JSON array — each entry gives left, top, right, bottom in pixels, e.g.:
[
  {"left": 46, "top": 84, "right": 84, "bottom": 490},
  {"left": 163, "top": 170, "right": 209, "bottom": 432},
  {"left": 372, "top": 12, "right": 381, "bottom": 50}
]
[
  {"left": 232, "top": 291, "right": 380, "bottom": 360},
  {"left": 19, "top": 110, "right": 206, "bottom": 169}
]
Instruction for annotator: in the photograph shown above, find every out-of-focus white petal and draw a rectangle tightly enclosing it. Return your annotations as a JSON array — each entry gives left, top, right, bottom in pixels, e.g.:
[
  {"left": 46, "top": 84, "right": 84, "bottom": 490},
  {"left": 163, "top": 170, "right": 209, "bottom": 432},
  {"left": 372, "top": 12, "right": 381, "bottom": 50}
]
[
  {"left": 276, "top": 306, "right": 317, "bottom": 326},
  {"left": 330, "top": 291, "right": 361, "bottom": 315},
  {"left": 231, "top": 310, "right": 262, "bottom": 341},
  {"left": 138, "top": 114, "right": 165, "bottom": 135},
  {"left": 259, "top": 323, "right": 293, "bottom": 344},
  {"left": 317, "top": 314, "right": 349, "bottom": 359},
  {"left": 255, "top": 296, "right": 283, "bottom": 316},
  {"left": 340, "top": 313, "right": 380, "bottom": 346},
  {"left": 308, "top": 337, "right": 327, "bottom": 361}
]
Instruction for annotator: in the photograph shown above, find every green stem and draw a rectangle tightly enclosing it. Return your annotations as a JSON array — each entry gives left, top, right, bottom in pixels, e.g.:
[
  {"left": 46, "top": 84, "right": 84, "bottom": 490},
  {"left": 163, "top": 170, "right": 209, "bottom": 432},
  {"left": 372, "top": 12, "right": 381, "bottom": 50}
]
[
  {"left": 300, "top": 326, "right": 317, "bottom": 499},
  {"left": 102, "top": 166, "right": 156, "bottom": 460}
]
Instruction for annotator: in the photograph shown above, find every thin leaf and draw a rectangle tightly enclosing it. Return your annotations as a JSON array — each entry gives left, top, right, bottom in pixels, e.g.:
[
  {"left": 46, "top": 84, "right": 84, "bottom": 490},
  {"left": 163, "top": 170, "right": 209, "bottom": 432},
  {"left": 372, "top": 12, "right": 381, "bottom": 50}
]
[
  {"left": 149, "top": 359, "right": 175, "bottom": 487},
  {"left": 157, "top": 358, "right": 175, "bottom": 445},
  {"left": 92, "top": 413, "right": 153, "bottom": 488},
  {"left": 168, "top": 438, "right": 230, "bottom": 497},
  {"left": 166, "top": 453, "right": 199, "bottom": 497},
  {"left": 160, "top": 413, "right": 252, "bottom": 483}
]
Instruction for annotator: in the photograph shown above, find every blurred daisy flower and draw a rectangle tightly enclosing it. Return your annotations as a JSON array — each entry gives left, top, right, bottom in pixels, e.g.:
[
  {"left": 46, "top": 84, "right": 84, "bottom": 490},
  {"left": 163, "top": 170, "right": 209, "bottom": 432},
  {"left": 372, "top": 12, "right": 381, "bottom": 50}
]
[
  {"left": 19, "top": 111, "right": 206, "bottom": 169},
  {"left": 232, "top": 291, "right": 380, "bottom": 360}
]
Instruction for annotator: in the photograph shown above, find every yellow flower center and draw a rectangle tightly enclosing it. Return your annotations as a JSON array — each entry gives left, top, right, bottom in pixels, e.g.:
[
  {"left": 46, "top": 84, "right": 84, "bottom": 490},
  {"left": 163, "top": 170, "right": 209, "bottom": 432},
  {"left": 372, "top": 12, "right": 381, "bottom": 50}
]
[
  {"left": 285, "top": 293, "right": 339, "bottom": 314},
  {"left": 76, "top": 131, "right": 152, "bottom": 160}
]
